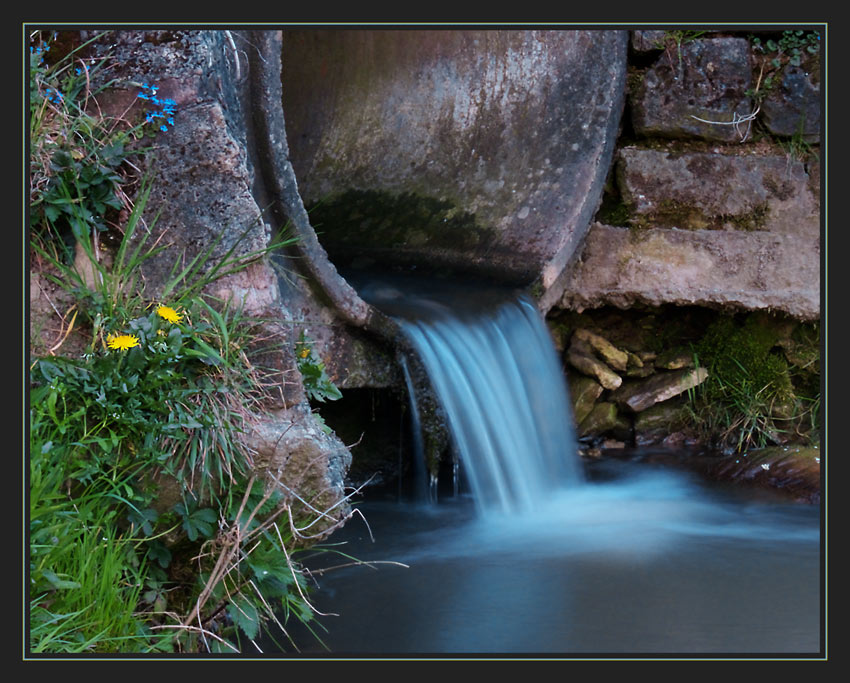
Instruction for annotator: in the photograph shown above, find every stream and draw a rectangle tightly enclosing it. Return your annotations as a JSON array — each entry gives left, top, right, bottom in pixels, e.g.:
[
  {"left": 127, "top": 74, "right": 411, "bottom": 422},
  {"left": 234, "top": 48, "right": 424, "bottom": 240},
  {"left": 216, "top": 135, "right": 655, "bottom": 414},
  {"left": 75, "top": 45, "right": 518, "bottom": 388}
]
[
  {"left": 275, "top": 456, "right": 821, "bottom": 656},
  {"left": 265, "top": 274, "right": 822, "bottom": 657}
]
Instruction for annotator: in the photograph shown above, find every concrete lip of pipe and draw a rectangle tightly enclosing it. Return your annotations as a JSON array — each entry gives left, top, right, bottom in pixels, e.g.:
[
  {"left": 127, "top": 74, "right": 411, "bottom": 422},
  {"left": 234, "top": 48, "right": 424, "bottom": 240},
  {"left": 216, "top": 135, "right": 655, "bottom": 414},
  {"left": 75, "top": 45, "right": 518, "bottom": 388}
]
[{"left": 268, "top": 29, "right": 628, "bottom": 314}]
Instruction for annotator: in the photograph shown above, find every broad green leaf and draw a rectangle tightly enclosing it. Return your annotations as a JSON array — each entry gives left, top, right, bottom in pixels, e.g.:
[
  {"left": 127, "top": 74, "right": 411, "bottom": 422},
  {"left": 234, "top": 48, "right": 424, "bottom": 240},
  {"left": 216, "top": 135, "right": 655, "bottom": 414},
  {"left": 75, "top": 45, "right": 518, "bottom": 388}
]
[{"left": 227, "top": 596, "right": 260, "bottom": 640}]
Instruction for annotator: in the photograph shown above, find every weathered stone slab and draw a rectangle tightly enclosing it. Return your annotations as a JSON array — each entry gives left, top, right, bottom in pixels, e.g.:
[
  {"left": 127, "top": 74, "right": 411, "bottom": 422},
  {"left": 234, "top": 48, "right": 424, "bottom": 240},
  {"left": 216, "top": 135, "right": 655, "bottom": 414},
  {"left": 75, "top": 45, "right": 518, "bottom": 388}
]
[
  {"left": 617, "top": 148, "right": 819, "bottom": 237},
  {"left": 247, "top": 406, "right": 353, "bottom": 537},
  {"left": 87, "top": 32, "right": 269, "bottom": 289},
  {"left": 761, "top": 65, "right": 820, "bottom": 142},
  {"left": 625, "top": 364, "right": 656, "bottom": 378},
  {"left": 624, "top": 350, "right": 655, "bottom": 377},
  {"left": 567, "top": 338, "right": 623, "bottom": 390},
  {"left": 631, "top": 30, "right": 668, "bottom": 53},
  {"left": 634, "top": 398, "right": 689, "bottom": 445},
  {"left": 637, "top": 350, "right": 658, "bottom": 363},
  {"left": 578, "top": 401, "right": 630, "bottom": 439},
  {"left": 631, "top": 37, "right": 753, "bottom": 142},
  {"left": 560, "top": 223, "right": 820, "bottom": 321},
  {"left": 654, "top": 349, "right": 695, "bottom": 370},
  {"left": 569, "top": 374, "right": 604, "bottom": 425},
  {"left": 572, "top": 328, "right": 629, "bottom": 371},
  {"left": 625, "top": 350, "right": 644, "bottom": 369},
  {"left": 705, "top": 444, "right": 821, "bottom": 504},
  {"left": 609, "top": 367, "right": 708, "bottom": 412}
]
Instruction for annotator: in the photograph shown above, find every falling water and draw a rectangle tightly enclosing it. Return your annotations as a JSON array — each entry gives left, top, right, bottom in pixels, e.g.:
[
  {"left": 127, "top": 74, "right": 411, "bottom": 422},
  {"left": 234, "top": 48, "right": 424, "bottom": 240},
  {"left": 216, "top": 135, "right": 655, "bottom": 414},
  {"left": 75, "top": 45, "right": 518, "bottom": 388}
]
[
  {"left": 398, "top": 354, "right": 429, "bottom": 502},
  {"left": 359, "top": 276, "right": 582, "bottom": 515}
]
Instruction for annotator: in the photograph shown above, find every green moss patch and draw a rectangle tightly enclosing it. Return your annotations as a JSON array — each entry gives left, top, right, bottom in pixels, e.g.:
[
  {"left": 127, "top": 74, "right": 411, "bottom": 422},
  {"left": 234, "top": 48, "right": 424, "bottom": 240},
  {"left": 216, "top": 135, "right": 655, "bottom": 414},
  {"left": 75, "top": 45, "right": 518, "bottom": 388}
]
[
  {"left": 308, "top": 189, "right": 494, "bottom": 254},
  {"left": 693, "top": 312, "right": 819, "bottom": 450}
]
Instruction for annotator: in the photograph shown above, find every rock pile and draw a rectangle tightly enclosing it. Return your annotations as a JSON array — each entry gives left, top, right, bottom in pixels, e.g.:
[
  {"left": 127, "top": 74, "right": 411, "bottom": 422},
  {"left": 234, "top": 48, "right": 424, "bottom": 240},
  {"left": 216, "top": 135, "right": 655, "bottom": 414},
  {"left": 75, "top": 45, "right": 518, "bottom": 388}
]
[{"left": 559, "top": 325, "right": 709, "bottom": 450}]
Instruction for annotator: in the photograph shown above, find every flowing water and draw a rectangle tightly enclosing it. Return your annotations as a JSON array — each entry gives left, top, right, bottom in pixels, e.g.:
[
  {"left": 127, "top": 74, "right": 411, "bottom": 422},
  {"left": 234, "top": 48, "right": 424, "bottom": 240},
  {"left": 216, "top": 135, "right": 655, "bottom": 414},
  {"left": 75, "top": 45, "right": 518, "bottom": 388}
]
[
  {"left": 392, "top": 286, "right": 583, "bottom": 514},
  {"left": 273, "top": 276, "right": 822, "bottom": 657}
]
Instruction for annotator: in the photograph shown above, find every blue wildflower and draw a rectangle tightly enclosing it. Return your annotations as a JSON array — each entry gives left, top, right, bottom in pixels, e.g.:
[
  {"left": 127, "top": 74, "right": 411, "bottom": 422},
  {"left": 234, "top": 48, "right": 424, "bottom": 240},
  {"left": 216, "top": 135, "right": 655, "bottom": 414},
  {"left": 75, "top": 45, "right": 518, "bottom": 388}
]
[
  {"left": 137, "top": 80, "right": 177, "bottom": 132},
  {"left": 30, "top": 45, "right": 47, "bottom": 65},
  {"left": 43, "top": 87, "right": 64, "bottom": 104}
]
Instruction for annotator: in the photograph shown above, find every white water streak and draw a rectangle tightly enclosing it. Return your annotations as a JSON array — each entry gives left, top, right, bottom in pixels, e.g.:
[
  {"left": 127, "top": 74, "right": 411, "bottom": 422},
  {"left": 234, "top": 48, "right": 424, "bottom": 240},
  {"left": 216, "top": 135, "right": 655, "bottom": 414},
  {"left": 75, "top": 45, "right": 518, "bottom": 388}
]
[{"left": 396, "top": 293, "right": 581, "bottom": 515}]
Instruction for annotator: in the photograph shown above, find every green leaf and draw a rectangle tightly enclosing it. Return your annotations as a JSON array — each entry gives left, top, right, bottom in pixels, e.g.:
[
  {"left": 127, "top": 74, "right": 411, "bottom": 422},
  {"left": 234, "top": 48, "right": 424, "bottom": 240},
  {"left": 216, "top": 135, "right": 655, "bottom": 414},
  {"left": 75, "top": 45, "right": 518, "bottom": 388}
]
[
  {"left": 184, "top": 338, "right": 223, "bottom": 366},
  {"left": 175, "top": 503, "right": 218, "bottom": 541},
  {"left": 125, "top": 347, "right": 147, "bottom": 372},
  {"left": 209, "top": 637, "right": 238, "bottom": 654},
  {"left": 127, "top": 507, "right": 159, "bottom": 536},
  {"left": 41, "top": 569, "right": 82, "bottom": 591},
  {"left": 146, "top": 540, "right": 172, "bottom": 569},
  {"left": 43, "top": 203, "right": 61, "bottom": 222},
  {"left": 227, "top": 596, "right": 260, "bottom": 640},
  {"left": 311, "top": 411, "right": 332, "bottom": 435}
]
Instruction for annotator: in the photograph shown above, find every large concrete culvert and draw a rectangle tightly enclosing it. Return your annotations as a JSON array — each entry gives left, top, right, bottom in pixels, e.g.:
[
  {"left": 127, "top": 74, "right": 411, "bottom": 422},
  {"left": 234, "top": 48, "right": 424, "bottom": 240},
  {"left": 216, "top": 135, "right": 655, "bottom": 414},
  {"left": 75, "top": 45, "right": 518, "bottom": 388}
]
[{"left": 246, "top": 29, "right": 629, "bottom": 323}]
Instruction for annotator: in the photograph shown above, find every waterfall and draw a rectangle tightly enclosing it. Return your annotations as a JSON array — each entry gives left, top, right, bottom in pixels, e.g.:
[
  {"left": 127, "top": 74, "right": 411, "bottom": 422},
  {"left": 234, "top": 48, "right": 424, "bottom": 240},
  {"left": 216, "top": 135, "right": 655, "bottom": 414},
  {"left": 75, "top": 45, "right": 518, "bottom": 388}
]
[
  {"left": 382, "top": 283, "right": 582, "bottom": 516},
  {"left": 399, "top": 354, "right": 430, "bottom": 503}
]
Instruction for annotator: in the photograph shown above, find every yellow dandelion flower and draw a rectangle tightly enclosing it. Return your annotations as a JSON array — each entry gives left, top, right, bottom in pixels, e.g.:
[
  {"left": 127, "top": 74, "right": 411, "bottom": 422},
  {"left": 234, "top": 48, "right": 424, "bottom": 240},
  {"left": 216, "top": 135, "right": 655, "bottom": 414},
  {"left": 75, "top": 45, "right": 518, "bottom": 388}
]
[
  {"left": 107, "top": 333, "right": 140, "bottom": 351},
  {"left": 156, "top": 305, "right": 182, "bottom": 324}
]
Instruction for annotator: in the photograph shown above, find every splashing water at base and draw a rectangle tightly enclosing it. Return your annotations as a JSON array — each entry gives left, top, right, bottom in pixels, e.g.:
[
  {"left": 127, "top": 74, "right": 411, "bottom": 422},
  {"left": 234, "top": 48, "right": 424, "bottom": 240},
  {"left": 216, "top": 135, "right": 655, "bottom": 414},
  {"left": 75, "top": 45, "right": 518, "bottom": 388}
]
[{"left": 270, "top": 276, "right": 821, "bottom": 656}]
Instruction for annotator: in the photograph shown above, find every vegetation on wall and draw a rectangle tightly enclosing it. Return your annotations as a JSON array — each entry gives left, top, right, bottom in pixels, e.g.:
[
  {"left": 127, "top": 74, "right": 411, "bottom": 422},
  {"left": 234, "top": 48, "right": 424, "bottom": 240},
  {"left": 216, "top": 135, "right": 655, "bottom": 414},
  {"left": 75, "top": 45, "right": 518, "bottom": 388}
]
[
  {"left": 28, "top": 30, "right": 344, "bottom": 654},
  {"left": 688, "top": 313, "right": 820, "bottom": 452},
  {"left": 747, "top": 30, "right": 820, "bottom": 94}
]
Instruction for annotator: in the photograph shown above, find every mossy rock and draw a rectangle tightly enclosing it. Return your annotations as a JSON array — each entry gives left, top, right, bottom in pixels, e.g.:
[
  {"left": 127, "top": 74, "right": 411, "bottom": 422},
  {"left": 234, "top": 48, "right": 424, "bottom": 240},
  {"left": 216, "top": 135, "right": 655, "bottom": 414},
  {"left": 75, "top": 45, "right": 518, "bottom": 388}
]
[
  {"left": 696, "top": 312, "right": 795, "bottom": 402},
  {"left": 569, "top": 375, "right": 604, "bottom": 426},
  {"left": 579, "top": 401, "right": 632, "bottom": 441}
]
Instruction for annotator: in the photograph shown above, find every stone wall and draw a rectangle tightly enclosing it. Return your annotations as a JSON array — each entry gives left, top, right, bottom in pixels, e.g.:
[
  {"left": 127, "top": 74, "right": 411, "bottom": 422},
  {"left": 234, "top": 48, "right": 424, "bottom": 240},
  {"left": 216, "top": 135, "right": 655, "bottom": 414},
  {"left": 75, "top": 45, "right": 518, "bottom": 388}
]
[
  {"left": 549, "top": 29, "right": 822, "bottom": 452},
  {"left": 33, "top": 29, "right": 821, "bottom": 498},
  {"left": 558, "top": 29, "right": 821, "bottom": 322}
]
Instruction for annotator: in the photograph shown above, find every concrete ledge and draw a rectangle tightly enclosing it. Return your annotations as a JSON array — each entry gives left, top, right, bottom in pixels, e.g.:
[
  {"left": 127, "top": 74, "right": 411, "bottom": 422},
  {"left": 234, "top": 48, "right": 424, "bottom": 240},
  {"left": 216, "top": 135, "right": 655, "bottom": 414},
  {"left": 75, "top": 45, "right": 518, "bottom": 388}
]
[{"left": 560, "top": 223, "right": 820, "bottom": 320}]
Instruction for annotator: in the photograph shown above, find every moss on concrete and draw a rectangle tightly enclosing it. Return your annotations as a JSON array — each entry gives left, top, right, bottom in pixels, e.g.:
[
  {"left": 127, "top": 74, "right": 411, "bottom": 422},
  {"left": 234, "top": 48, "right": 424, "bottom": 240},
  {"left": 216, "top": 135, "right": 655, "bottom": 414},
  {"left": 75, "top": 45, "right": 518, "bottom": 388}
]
[
  {"left": 307, "top": 188, "right": 496, "bottom": 255},
  {"left": 620, "top": 196, "right": 771, "bottom": 232}
]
